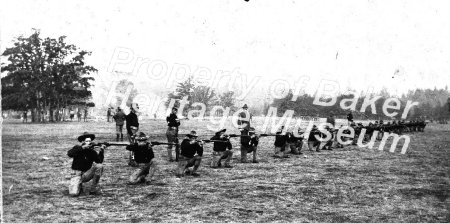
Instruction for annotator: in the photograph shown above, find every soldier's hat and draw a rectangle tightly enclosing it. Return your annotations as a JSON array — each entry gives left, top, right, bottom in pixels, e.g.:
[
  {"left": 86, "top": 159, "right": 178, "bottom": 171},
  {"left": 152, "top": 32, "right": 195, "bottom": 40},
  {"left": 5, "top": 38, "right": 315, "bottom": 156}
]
[
  {"left": 136, "top": 132, "right": 148, "bottom": 141},
  {"left": 187, "top": 130, "right": 198, "bottom": 138},
  {"left": 215, "top": 129, "right": 226, "bottom": 135},
  {"left": 242, "top": 104, "right": 248, "bottom": 109},
  {"left": 172, "top": 106, "right": 178, "bottom": 111},
  {"left": 78, "top": 132, "right": 96, "bottom": 142},
  {"left": 249, "top": 127, "right": 256, "bottom": 133}
]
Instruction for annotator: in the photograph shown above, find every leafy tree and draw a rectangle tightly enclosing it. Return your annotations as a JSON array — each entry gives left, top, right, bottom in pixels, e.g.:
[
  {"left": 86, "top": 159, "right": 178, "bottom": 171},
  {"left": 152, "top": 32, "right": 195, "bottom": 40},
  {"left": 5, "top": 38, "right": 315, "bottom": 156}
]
[{"left": 1, "top": 29, "right": 97, "bottom": 122}]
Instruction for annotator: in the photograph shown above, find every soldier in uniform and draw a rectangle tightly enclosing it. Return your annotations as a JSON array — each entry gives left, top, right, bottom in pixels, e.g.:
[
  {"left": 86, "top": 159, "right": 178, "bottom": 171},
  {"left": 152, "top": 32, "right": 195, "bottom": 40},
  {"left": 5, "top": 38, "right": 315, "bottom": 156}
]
[
  {"left": 210, "top": 129, "right": 233, "bottom": 168},
  {"left": 347, "top": 112, "right": 354, "bottom": 125},
  {"left": 113, "top": 107, "right": 126, "bottom": 141},
  {"left": 126, "top": 132, "right": 157, "bottom": 184},
  {"left": 177, "top": 131, "right": 203, "bottom": 177},
  {"left": 126, "top": 105, "right": 139, "bottom": 166},
  {"left": 287, "top": 129, "right": 304, "bottom": 155},
  {"left": 240, "top": 127, "right": 259, "bottom": 163},
  {"left": 307, "top": 125, "right": 322, "bottom": 152},
  {"left": 166, "top": 107, "right": 181, "bottom": 162},
  {"left": 238, "top": 104, "right": 251, "bottom": 131},
  {"left": 274, "top": 126, "right": 290, "bottom": 158},
  {"left": 67, "top": 132, "right": 106, "bottom": 196}
]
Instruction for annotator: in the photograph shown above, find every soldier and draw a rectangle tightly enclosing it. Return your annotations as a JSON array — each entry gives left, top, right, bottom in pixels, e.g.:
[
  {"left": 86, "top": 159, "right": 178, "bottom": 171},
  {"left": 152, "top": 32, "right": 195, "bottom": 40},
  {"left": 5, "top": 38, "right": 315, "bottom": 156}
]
[
  {"left": 126, "top": 132, "right": 157, "bottom": 184},
  {"left": 113, "top": 107, "right": 126, "bottom": 141},
  {"left": 210, "top": 129, "right": 233, "bottom": 168},
  {"left": 83, "top": 106, "right": 88, "bottom": 122},
  {"left": 237, "top": 104, "right": 252, "bottom": 131},
  {"left": 347, "top": 112, "right": 353, "bottom": 125},
  {"left": 274, "top": 126, "right": 290, "bottom": 158},
  {"left": 322, "top": 126, "right": 334, "bottom": 150},
  {"left": 240, "top": 127, "right": 259, "bottom": 163},
  {"left": 308, "top": 125, "right": 323, "bottom": 152},
  {"left": 107, "top": 108, "right": 112, "bottom": 122},
  {"left": 67, "top": 132, "right": 106, "bottom": 196},
  {"left": 126, "top": 105, "right": 139, "bottom": 166},
  {"left": 287, "top": 129, "right": 304, "bottom": 155},
  {"left": 166, "top": 107, "right": 180, "bottom": 162},
  {"left": 326, "top": 112, "right": 336, "bottom": 128},
  {"left": 177, "top": 131, "right": 203, "bottom": 177}
]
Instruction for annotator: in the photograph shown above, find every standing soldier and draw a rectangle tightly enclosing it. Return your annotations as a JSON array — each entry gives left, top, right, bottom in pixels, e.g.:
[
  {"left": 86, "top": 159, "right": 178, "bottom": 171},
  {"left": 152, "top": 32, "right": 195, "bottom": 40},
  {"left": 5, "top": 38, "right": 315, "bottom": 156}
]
[
  {"left": 113, "top": 107, "right": 126, "bottom": 141},
  {"left": 77, "top": 109, "right": 82, "bottom": 122},
  {"left": 240, "top": 127, "right": 259, "bottom": 163},
  {"left": 347, "top": 112, "right": 353, "bottom": 125},
  {"left": 22, "top": 110, "right": 28, "bottom": 123},
  {"left": 107, "top": 108, "right": 112, "bottom": 122},
  {"left": 177, "top": 131, "right": 203, "bottom": 177},
  {"left": 126, "top": 132, "right": 157, "bottom": 184},
  {"left": 83, "top": 106, "right": 88, "bottom": 122},
  {"left": 126, "top": 104, "right": 139, "bottom": 166},
  {"left": 67, "top": 132, "right": 106, "bottom": 196},
  {"left": 166, "top": 107, "right": 180, "bottom": 162},
  {"left": 238, "top": 104, "right": 251, "bottom": 131},
  {"left": 210, "top": 129, "right": 233, "bottom": 168}
]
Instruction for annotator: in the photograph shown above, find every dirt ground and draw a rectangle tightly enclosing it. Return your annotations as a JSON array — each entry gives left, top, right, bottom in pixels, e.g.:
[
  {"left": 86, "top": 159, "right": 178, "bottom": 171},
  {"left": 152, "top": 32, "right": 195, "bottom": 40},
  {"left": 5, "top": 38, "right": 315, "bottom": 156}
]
[{"left": 2, "top": 119, "right": 450, "bottom": 222}]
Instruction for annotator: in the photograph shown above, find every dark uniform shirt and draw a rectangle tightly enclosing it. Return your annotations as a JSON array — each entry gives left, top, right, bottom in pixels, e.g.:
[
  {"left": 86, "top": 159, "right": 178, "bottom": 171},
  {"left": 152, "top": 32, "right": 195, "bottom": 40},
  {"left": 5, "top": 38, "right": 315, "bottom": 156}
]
[
  {"left": 308, "top": 130, "right": 323, "bottom": 142},
  {"left": 180, "top": 139, "right": 203, "bottom": 158},
  {"left": 114, "top": 111, "right": 126, "bottom": 126},
  {"left": 126, "top": 143, "right": 154, "bottom": 163},
  {"left": 210, "top": 135, "right": 232, "bottom": 152},
  {"left": 274, "top": 131, "right": 289, "bottom": 147},
  {"left": 126, "top": 112, "right": 139, "bottom": 129},
  {"left": 67, "top": 145, "right": 104, "bottom": 172},
  {"left": 166, "top": 114, "right": 180, "bottom": 127}
]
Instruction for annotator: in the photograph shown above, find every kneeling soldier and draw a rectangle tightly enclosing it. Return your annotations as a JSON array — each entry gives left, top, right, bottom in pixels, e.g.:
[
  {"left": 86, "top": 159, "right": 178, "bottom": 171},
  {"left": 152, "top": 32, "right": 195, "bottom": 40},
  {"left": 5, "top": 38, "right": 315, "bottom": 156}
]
[
  {"left": 126, "top": 132, "right": 157, "bottom": 184},
  {"left": 210, "top": 129, "right": 233, "bottom": 168},
  {"left": 67, "top": 132, "right": 106, "bottom": 196},
  {"left": 177, "top": 131, "right": 203, "bottom": 177},
  {"left": 274, "top": 126, "right": 290, "bottom": 158},
  {"left": 307, "top": 125, "right": 322, "bottom": 152},
  {"left": 288, "top": 129, "right": 304, "bottom": 155},
  {"left": 240, "top": 127, "right": 259, "bottom": 163}
]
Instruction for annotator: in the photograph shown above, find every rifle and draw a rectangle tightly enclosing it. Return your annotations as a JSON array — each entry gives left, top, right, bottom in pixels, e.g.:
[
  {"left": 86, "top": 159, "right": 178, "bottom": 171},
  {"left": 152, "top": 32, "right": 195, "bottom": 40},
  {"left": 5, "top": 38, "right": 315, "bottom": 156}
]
[
  {"left": 150, "top": 141, "right": 178, "bottom": 146},
  {"left": 82, "top": 142, "right": 129, "bottom": 149}
]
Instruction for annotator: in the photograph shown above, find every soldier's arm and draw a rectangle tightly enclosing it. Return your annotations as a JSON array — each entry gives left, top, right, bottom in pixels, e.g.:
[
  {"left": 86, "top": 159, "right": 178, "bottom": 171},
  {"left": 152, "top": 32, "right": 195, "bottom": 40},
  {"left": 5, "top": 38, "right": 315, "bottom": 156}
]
[
  {"left": 67, "top": 145, "right": 82, "bottom": 158},
  {"left": 197, "top": 144, "right": 204, "bottom": 157},
  {"left": 148, "top": 144, "right": 155, "bottom": 160}
]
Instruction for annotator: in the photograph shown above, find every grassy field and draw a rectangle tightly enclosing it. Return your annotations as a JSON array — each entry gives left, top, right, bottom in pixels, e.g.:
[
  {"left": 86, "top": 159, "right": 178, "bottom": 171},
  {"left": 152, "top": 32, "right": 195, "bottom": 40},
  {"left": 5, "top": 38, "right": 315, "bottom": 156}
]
[{"left": 2, "top": 118, "right": 450, "bottom": 222}]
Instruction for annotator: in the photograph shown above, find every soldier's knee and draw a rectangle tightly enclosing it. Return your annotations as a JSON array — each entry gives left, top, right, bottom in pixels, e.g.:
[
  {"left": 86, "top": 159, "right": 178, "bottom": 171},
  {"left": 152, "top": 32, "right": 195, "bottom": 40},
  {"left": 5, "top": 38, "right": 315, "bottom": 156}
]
[{"left": 94, "top": 163, "right": 104, "bottom": 175}]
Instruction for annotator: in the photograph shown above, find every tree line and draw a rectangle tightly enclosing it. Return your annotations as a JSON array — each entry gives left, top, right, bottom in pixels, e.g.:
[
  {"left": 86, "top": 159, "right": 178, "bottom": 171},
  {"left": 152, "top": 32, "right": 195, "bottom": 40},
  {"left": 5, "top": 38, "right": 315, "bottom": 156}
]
[{"left": 268, "top": 87, "right": 450, "bottom": 121}]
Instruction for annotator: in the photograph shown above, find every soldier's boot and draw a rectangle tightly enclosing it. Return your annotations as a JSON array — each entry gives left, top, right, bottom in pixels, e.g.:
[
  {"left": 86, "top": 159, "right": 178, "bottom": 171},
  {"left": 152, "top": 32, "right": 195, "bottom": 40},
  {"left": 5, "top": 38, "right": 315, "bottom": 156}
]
[
  {"left": 224, "top": 151, "right": 233, "bottom": 168},
  {"left": 191, "top": 157, "right": 201, "bottom": 177},
  {"left": 175, "top": 146, "right": 180, "bottom": 162},
  {"left": 120, "top": 134, "right": 123, "bottom": 141},
  {"left": 116, "top": 134, "right": 120, "bottom": 142},
  {"left": 90, "top": 175, "right": 102, "bottom": 195},
  {"left": 240, "top": 148, "right": 248, "bottom": 163},
  {"left": 210, "top": 153, "right": 221, "bottom": 168}
]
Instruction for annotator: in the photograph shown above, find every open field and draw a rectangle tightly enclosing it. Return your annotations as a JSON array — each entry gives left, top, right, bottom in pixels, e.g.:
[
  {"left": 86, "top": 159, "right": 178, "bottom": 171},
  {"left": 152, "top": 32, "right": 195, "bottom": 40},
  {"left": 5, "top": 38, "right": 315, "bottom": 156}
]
[{"left": 2, "top": 119, "right": 450, "bottom": 222}]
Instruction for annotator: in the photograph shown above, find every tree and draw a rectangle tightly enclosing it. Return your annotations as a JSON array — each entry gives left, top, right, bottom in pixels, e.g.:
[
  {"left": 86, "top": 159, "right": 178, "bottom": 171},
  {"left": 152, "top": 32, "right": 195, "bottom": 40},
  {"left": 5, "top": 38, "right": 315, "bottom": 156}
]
[
  {"left": 165, "top": 76, "right": 219, "bottom": 116},
  {"left": 1, "top": 29, "right": 97, "bottom": 122}
]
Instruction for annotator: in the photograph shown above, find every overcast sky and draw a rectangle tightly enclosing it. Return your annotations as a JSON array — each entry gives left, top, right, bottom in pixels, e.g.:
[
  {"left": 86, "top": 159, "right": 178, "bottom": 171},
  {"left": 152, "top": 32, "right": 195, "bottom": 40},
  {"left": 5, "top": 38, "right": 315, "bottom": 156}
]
[{"left": 2, "top": 0, "right": 449, "bottom": 104}]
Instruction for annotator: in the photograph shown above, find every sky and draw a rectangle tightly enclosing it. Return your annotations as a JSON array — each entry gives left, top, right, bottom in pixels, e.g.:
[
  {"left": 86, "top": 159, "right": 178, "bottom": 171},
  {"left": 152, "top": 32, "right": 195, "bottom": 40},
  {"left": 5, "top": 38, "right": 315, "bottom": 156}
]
[{"left": 1, "top": 0, "right": 449, "bottom": 108}]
